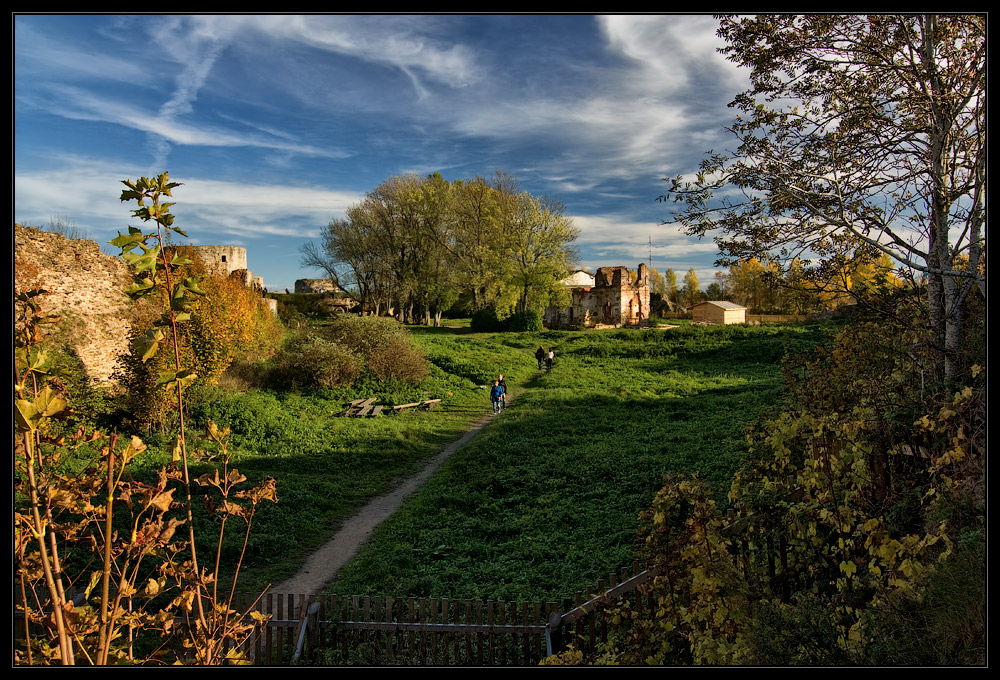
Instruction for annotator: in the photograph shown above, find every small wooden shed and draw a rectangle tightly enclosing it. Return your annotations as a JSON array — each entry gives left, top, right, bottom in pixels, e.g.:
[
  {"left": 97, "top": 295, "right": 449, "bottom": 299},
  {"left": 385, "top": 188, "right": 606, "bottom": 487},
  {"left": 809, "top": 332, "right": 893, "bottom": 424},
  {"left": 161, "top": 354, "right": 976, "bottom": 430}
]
[{"left": 691, "top": 300, "right": 747, "bottom": 325}]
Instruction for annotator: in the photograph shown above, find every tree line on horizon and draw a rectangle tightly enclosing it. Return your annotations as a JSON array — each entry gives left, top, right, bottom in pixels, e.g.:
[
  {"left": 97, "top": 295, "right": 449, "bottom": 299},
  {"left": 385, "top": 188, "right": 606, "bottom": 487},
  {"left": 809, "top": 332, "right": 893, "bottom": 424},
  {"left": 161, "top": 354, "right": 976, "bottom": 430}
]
[{"left": 649, "top": 252, "right": 907, "bottom": 316}]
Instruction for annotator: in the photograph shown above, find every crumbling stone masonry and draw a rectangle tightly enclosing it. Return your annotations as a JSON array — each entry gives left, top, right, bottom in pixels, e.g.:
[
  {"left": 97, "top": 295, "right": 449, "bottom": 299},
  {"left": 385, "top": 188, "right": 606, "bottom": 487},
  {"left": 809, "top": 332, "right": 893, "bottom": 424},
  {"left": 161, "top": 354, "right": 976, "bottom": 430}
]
[
  {"left": 295, "top": 278, "right": 340, "bottom": 294},
  {"left": 14, "top": 226, "right": 277, "bottom": 382},
  {"left": 15, "top": 225, "right": 136, "bottom": 384},
  {"left": 544, "top": 263, "right": 650, "bottom": 329}
]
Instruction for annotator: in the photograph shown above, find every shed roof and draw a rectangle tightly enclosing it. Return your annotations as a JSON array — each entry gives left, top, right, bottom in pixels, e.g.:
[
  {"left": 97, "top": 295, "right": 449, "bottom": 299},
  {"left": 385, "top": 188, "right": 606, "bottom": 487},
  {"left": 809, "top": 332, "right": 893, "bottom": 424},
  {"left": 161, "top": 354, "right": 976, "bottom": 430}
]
[{"left": 694, "top": 300, "right": 747, "bottom": 311}]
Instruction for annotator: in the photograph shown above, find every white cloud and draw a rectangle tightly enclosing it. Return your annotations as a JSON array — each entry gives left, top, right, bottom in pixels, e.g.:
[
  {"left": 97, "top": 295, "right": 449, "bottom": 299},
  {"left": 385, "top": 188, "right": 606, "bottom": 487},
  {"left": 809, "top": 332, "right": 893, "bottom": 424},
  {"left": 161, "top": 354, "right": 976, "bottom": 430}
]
[
  {"left": 173, "top": 178, "right": 362, "bottom": 238},
  {"left": 570, "top": 213, "right": 719, "bottom": 258},
  {"left": 30, "top": 85, "right": 346, "bottom": 158},
  {"left": 14, "top": 160, "right": 364, "bottom": 242},
  {"left": 14, "top": 19, "right": 150, "bottom": 86},
  {"left": 598, "top": 15, "right": 745, "bottom": 92},
  {"left": 238, "top": 15, "right": 481, "bottom": 89}
]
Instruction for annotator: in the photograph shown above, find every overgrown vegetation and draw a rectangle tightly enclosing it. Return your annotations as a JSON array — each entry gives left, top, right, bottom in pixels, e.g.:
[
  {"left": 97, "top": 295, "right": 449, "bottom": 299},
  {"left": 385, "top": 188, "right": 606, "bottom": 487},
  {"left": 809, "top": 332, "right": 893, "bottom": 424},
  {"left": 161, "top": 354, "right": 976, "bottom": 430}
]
[
  {"left": 541, "top": 296, "right": 985, "bottom": 666},
  {"left": 268, "top": 315, "right": 429, "bottom": 392},
  {"left": 15, "top": 173, "right": 277, "bottom": 665},
  {"left": 470, "top": 307, "right": 544, "bottom": 332},
  {"left": 112, "top": 242, "right": 283, "bottom": 430}
]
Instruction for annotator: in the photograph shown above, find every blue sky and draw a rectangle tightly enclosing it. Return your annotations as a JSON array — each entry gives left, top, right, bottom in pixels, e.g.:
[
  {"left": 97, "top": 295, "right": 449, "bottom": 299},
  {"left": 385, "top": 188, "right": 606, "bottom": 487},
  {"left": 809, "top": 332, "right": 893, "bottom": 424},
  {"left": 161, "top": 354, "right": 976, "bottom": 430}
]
[{"left": 14, "top": 14, "right": 749, "bottom": 292}]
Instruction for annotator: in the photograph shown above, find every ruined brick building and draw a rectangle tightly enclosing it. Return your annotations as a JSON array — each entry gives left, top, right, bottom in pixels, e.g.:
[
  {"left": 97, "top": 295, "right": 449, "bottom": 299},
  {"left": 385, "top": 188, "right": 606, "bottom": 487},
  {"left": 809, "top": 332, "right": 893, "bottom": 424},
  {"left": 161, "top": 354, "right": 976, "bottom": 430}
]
[{"left": 544, "top": 263, "right": 650, "bottom": 329}]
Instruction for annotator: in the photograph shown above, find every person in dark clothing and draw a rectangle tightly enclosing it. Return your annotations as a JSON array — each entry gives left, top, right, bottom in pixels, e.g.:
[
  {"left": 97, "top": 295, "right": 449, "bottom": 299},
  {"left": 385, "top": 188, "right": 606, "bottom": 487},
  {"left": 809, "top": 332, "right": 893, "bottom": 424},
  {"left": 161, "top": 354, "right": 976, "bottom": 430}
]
[
  {"left": 535, "top": 346, "right": 545, "bottom": 370},
  {"left": 497, "top": 373, "right": 508, "bottom": 410}
]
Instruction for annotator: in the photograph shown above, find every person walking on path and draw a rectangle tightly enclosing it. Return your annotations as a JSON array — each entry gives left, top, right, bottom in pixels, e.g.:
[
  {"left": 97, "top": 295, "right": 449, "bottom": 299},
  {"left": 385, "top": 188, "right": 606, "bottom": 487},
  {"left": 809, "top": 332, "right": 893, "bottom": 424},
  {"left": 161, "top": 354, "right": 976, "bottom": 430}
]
[
  {"left": 490, "top": 380, "right": 504, "bottom": 414},
  {"left": 546, "top": 349, "right": 554, "bottom": 372},
  {"left": 535, "top": 345, "right": 546, "bottom": 370},
  {"left": 497, "top": 373, "right": 508, "bottom": 410}
]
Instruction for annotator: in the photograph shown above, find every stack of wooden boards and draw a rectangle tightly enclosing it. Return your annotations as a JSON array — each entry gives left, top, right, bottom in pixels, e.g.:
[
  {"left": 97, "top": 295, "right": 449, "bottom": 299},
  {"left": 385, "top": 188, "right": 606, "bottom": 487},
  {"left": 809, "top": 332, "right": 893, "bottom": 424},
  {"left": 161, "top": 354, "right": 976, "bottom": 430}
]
[{"left": 336, "top": 397, "right": 441, "bottom": 418}]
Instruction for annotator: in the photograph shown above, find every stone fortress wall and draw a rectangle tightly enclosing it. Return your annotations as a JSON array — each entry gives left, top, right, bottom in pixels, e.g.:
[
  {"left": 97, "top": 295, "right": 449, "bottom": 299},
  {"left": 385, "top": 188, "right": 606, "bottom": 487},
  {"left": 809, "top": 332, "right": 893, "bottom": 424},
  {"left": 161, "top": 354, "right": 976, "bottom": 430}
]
[
  {"left": 14, "top": 226, "right": 275, "bottom": 383},
  {"left": 186, "top": 245, "right": 248, "bottom": 276},
  {"left": 15, "top": 225, "right": 136, "bottom": 384},
  {"left": 294, "top": 278, "right": 339, "bottom": 294}
]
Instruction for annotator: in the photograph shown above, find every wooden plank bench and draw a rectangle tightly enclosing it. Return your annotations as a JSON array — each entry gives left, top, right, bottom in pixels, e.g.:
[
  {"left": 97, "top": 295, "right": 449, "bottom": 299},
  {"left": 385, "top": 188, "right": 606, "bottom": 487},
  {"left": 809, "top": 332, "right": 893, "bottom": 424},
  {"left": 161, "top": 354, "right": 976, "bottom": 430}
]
[
  {"left": 338, "top": 397, "right": 441, "bottom": 416},
  {"left": 336, "top": 397, "right": 376, "bottom": 417},
  {"left": 392, "top": 399, "right": 442, "bottom": 412}
]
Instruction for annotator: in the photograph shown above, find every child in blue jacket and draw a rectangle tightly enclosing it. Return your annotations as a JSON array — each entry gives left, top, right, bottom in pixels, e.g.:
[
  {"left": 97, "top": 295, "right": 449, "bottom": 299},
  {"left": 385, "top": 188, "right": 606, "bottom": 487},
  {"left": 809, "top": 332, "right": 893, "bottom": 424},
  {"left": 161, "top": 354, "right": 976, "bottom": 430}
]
[{"left": 490, "top": 380, "right": 503, "bottom": 413}]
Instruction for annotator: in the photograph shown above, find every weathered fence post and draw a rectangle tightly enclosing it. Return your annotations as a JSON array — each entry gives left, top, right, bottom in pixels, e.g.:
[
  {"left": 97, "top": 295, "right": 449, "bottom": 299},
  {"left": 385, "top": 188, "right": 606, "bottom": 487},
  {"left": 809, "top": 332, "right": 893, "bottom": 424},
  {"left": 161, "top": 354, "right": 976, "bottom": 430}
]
[{"left": 545, "top": 609, "right": 563, "bottom": 658}]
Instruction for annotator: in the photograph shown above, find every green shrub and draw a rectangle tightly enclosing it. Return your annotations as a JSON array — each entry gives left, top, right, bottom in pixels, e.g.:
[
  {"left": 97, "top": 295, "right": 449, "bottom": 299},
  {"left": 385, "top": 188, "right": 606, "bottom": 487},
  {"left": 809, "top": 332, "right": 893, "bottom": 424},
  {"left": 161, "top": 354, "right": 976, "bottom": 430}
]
[
  {"left": 324, "top": 314, "right": 402, "bottom": 355},
  {"left": 502, "top": 309, "right": 543, "bottom": 332},
  {"left": 270, "top": 316, "right": 429, "bottom": 391},
  {"left": 271, "top": 332, "right": 363, "bottom": 390},
  {"left": 325, "top": 315, "right": 429, "bottom": 384},
  {"left": 470, "top": 308, "right": 501, "bottom": 332},
  {"left": 367, "top": 335, "right": 430, "bottom": 383}
]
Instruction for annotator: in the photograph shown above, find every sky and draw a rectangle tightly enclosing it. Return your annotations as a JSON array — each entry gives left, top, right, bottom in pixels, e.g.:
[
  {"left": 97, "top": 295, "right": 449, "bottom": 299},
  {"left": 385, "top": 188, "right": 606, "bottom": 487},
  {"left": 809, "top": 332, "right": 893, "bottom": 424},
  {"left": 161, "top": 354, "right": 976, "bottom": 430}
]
[{"left": 14, "top": 14, "right": 750, "bottom": 293}]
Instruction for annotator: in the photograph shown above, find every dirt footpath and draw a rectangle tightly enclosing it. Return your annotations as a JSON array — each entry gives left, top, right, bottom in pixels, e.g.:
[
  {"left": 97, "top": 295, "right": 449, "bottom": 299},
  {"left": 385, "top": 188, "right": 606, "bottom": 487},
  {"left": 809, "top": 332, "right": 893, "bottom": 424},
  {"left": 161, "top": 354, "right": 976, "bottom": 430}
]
[{"left": 270, "top": 402, "right": 508, "bottom": 600}]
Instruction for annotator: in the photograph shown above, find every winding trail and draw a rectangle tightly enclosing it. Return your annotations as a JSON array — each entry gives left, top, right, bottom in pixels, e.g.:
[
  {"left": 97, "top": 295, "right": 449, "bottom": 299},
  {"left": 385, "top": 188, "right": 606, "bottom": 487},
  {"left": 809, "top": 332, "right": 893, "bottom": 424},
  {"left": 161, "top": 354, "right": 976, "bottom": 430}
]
[{"left": 270, "top": 399, "right": 511, "bottom": 600}]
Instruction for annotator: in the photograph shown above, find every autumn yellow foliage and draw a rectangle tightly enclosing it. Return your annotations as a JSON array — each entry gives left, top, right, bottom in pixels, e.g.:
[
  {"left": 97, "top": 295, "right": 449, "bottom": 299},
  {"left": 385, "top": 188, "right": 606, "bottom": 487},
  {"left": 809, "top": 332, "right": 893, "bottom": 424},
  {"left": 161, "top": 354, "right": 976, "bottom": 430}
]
[{"left": 188, "top": 273, "right": 283, "bottom": 386}]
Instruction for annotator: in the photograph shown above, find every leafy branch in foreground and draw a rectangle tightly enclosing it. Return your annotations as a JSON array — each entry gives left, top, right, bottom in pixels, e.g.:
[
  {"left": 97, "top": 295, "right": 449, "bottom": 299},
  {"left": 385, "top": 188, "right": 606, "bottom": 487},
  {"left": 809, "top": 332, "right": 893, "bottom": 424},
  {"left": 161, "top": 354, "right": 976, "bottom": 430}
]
[{"left": 14, "top": 173, "right": 277, "bottom": 665}]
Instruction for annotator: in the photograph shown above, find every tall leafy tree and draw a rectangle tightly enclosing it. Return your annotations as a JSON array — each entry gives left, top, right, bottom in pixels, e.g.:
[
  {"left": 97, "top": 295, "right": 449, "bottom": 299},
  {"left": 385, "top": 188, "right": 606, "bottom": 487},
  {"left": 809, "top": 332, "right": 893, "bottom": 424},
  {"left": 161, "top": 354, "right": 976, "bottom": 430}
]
[
  {"left": 663, "top": 268, "right": 679, "bottom": 312},
  {"left": 440, "top": 176, "right": 507, "bottom": 311},
  {"left": 303, "top": 171, "right": 578, "bottom": 321},
  {"left": 681, "top": 267, "right": 703, "bottom": 309},
  {"left": 410, "top": 173, "right": 462, "bottom": 325},
  {"left": 705, "top": 270, "right": 731, "bottom": 302},
  {"left": 504, "top": 192, "right": 579, "bottom": 314},
  {"left": 664, "top": 15, "right": 985, "bottom": 382}
]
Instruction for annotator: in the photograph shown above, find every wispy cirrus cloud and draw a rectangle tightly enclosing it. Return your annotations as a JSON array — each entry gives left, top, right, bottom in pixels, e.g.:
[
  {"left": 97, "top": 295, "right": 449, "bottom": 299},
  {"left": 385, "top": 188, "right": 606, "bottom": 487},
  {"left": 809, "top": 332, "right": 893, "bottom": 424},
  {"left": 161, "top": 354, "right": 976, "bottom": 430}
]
[
  {"left": 598, "top": 15, "right": 745, "bottom": 92},
  {"left": 432, "top": 15, "right": 744, "bottom": 191},
  {"left": 23, "top": 84, "right": 346, "bottom": 159},
  {"left": 15, "top": 15, "right": 754, "bottom": 290},
  {"left": 175, "top": 178, "right": 362, "bottom": 239},
  {"left": 242, "top": 15, "right": 482, "bottom": 90},
  {"left": 14, "top": 158, "right": 363, "bottom": 241},
  {"left": 571, "top": 213, "right": 718, "bottom": 255}
]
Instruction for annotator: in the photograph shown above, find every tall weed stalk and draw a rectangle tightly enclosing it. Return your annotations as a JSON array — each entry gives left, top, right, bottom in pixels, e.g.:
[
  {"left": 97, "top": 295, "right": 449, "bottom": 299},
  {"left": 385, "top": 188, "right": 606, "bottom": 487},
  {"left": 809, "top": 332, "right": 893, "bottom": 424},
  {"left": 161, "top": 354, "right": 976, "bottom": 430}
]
[{"left": 14, "top": 174, "right": 277, "bottom": 665}]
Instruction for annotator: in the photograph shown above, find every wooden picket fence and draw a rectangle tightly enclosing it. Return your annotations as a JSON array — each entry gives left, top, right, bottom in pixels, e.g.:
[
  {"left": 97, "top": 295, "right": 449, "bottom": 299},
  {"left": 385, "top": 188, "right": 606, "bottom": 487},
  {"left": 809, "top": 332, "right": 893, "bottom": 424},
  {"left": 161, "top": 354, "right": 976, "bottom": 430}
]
[
  {"left": 17, "top": 476, "right": 817, "bottom": 666},
  {"left": 241, "top": 561, "right": 658, "bottom": 666},
  {"left": 240, "top": 478, "right": 814, "bottom": 667},
  {"left": 243, "top": 474, "right": 824, "bottom": 666}
]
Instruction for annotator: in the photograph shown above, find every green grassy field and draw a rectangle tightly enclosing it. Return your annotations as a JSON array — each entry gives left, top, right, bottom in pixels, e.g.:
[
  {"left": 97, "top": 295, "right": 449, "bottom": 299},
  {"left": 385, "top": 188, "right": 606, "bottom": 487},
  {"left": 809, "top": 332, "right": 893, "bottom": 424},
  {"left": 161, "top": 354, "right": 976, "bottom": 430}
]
[
  {"left": 159, "top": 331, "right": 530, "bottom": 592},
  {"left": 325, "top": 323, "right": 831, "bottom": 601},
  {"left": 130, "top": 322, "right": 830, "bottom": 598}
]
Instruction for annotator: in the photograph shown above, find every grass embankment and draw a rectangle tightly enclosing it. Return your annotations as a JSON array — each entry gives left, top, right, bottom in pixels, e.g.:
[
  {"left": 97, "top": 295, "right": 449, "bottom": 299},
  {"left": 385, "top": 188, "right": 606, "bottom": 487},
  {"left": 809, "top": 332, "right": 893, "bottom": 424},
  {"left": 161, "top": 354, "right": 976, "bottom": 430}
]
[
  {"left": 136, "top": 324, "right": 535, "bottom": 592},
  {"left": 326, "top": 323, "right": 831, "bottom": 601}
]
